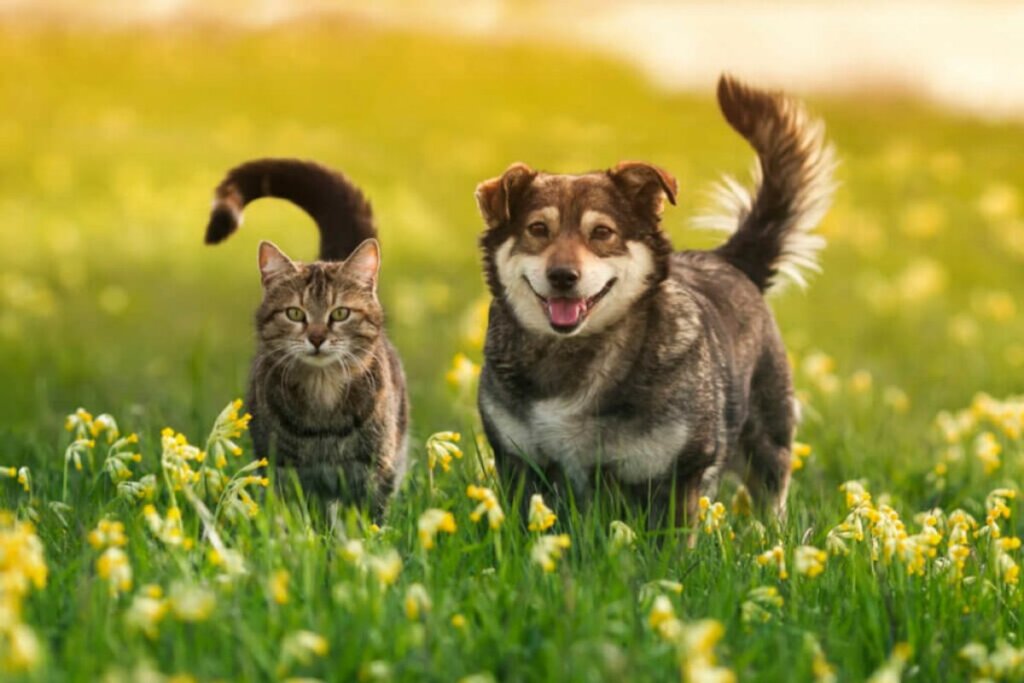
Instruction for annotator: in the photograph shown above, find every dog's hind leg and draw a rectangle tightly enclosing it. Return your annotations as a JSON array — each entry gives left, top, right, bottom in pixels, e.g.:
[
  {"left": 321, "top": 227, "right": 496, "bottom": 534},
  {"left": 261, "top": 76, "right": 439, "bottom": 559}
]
[{"left": 740, "top": 350, "right": 796, "bottom": 516}]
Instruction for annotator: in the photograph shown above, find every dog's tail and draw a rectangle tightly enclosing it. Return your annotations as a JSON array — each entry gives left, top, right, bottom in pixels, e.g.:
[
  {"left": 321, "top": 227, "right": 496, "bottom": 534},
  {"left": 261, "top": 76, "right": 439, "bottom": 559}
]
[
  {"left": 697, "top": 75, "right": 836, "bottom": 292},
  {"left": 204, "top": 158, "right": 376, "bottom": 261}
]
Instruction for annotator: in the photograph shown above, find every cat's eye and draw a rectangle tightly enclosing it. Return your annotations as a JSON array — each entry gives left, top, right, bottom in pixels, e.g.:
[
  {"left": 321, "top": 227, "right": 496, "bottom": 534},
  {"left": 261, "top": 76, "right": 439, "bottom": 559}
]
[
  {"left": 591, "top": 225, "right": 615, "bottom": 241},
  {"left": 285, "top": 307, "right": 306, "bottom": 322},
  {"left": 330, "top": 307, "right": 351, "bottom": 322},
  {"left": 527, "top": 222, "right": 550, "bottom": 239}
]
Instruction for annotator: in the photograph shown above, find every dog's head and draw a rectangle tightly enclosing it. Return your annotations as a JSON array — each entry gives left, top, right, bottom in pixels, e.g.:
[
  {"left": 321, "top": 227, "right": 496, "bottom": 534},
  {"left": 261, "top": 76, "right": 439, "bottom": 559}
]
[{"left": 476, "top": 162, "right": 676, "bottom": 337}]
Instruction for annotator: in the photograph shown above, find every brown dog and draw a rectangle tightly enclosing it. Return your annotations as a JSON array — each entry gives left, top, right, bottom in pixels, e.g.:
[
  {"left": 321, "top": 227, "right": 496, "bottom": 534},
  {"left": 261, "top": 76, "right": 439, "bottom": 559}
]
[{"left": 474, "top": 75, "right": 835, "bottom": 526}]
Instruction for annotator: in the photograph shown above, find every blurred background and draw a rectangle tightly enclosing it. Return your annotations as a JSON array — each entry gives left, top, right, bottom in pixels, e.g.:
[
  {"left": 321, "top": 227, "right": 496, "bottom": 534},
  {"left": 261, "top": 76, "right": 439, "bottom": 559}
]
[{"left": 0, "top": 1, "right": 1022, "bottom": 466}]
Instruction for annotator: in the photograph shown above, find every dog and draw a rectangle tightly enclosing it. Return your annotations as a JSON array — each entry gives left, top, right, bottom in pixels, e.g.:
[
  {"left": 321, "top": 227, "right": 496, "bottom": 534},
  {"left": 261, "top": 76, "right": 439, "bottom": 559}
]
[{"left": 473, "top": 75, "right": 835, "bottom": 527}]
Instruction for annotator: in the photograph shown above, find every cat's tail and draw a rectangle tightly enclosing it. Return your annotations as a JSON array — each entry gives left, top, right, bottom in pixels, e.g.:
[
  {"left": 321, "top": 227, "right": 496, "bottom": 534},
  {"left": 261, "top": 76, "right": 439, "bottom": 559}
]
[
  {"left": 697, "top": 74, "right": 836, "bottom": 292},
  {"left": 205, "top": 158, "right": 376, "bottom": 261}
]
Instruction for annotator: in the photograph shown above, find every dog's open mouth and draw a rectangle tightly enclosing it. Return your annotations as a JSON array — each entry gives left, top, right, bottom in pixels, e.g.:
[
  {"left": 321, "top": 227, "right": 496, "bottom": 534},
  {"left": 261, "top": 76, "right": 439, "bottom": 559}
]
[{"left": 527, "top": 277, "right": 617, "bottom": 333}]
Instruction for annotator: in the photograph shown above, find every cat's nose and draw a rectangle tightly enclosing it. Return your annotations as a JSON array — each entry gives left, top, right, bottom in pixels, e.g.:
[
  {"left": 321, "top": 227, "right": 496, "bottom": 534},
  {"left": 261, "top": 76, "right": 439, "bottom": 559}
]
[{"left": 307, "top": 327, "right": 327, "bottom": 350}]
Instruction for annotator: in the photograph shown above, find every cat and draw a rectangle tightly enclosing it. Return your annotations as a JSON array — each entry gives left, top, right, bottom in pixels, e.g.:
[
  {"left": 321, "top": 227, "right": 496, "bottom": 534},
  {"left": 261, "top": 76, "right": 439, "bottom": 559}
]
[{"left": 205, "top": 158, "right": 409, "bottom": 519}]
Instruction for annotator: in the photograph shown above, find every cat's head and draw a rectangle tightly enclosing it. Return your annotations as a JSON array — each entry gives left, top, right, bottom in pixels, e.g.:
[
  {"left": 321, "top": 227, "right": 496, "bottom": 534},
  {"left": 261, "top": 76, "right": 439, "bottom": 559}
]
[{"left": 255, "top": 239, "right": 383, "bottom": 370}]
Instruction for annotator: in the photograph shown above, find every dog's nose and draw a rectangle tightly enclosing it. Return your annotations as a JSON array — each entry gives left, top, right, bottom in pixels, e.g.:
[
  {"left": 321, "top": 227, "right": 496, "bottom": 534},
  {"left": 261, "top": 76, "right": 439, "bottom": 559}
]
[{"left": 547, "top": 266, "right": 580, "bottom": 291}]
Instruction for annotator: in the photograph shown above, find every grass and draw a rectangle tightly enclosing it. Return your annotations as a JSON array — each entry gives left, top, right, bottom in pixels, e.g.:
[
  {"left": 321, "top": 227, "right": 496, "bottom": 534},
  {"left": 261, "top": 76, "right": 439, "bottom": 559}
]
[{"left": 1, "top": 17, "right": 1023, "bottom": 683}]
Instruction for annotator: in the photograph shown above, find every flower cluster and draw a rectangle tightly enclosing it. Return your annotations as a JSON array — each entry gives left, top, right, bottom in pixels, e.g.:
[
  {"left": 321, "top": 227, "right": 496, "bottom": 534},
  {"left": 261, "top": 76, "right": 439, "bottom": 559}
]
[
  {"left": 426, "top": 431, "right": 463, "bottom": 474},
  {"left": 466, "top": 485, "right": 505, "bottom": 530},
  {"left": 648, "top": 598, "right": 736, "bottom": 683},
  {"left": 0, "top": 513, "right": 48, "bottom": 672},
  {"left": 826, "top": 480, "right": 1020, "bottom": 586}
]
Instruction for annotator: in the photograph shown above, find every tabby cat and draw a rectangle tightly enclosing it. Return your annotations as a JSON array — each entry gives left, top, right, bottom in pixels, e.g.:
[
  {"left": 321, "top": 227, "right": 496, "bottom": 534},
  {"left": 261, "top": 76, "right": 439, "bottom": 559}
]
[{"left": 205, "top": 158, "right": 409, "bottom": 519}]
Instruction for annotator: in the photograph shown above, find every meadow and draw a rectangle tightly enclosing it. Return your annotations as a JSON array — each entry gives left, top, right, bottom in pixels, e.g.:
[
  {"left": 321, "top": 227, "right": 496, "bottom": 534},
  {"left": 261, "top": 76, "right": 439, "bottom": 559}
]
[{"left": 1, "top": 17, "right": 1023, "bottom": 682}]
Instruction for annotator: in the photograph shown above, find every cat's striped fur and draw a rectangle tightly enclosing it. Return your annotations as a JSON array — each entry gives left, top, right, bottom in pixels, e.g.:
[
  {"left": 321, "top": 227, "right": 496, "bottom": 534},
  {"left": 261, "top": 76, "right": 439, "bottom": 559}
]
[{"left": 206, "top": 159, "right": 408, "bottom": 519}]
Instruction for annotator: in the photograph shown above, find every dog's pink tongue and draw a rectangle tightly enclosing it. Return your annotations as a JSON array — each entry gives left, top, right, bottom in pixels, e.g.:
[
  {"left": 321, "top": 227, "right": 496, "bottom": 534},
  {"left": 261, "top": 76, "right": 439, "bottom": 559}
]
[{"left": 548, "top": 298, "right": 586, "bottom": 327}]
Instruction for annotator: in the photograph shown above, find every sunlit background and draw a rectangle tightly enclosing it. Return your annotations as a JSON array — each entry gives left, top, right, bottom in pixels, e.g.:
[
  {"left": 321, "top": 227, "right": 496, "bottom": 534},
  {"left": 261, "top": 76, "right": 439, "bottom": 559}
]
[
  {"left": 1, "top": 3, "right": 1023, "bottom": 681},
  {"left": 1, "top": 0, "right": 1021, "bottom": 434}
]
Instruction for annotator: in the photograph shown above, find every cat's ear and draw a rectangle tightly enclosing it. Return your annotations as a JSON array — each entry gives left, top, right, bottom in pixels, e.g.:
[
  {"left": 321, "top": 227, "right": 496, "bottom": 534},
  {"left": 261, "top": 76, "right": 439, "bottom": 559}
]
[
  {"left": 343, "top": 239, "right": 381, "bottom": 290},
  {"left": 258, "top": 241, "right": 297, "bottom": 285}
]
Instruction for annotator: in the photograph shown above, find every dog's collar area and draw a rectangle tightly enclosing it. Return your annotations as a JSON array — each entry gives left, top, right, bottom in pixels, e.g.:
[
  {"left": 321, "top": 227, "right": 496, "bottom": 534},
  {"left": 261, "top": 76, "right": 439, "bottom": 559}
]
[{"left": 523, "top": 276, "right": 617, "bottom": 334}]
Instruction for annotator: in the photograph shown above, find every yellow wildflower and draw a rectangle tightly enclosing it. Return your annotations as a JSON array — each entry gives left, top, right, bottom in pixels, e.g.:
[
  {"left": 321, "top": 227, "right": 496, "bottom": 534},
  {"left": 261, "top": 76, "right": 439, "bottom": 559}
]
[
  {"left": 866, "top": 643, "right": 911, "bottom": 683},
  {"left": 445, "top": 352, "right": 480, "bottom": 393},
  {"left": 756, "top": 544, "right": 788, "bottom": 580},
  {"left": 3, "top": 623, "right": 42, "bottom": 672},
  {"left": 96, "top": 547, "right": 133, "bottom": 596},
  {"left": 792, "top": 442, "right": 812, "bottom": 471},
  {"left": 426, "top": 432, "right": 463, "bottom": 473},
  {"left": 87, "top": 519, "right": 128, "bottom": 549},
  {"left": 680, "top": 620, "right": 736, "bottom": 683},
  {"left": 404, "top": 583, "right": 431, "bottom": 621},
  {"left": 168, "top": 582, "right": 215, "bottom": 622},
  {"left": 882, "top": 386, "right": 910, "bottom": 414},
  {"left": 451, "top": 613, "right": 467, "bottom": 629},
  {"left": 849, "top": 370, "right": 873, "bottom": 395},
  {"left": 974, "top": 431, "right": 1002, "bottom": 474},
  {"left": 609, "top": 520, "right": 637, "bottom": 551},
  {"left": 125, "top": 590, "right": 169, "bottom": 639},
  {"left": 528, "top": 494, "right": 556, "bottom": 532},
  {"left": 64, "top": 407, "right": 94, "bottom": 438},
  {"left": 418, "top": 509, "right": 457, "bottom": 550},
  {"left": 269, "top": 570, "right": 290, "bottom": 605},
  {"left": 531, "top": 534, "right": 571, "bottom": 572},
  {"left": 467, "top": 485, "right": 505, "bottom": 530},
  {"left": 804, "top": 634, "right": 837, "bottom": 683},
  {"left": 698, "top": 497, "right": 727, "bottom": 535},
  {"left": 368, "top": 550, "right": 402, "bottom": 588},
  {"left": 794, "top": 546, "right": 827, "bottom": 578},
  {"left": 282, "top": 630, "right": 329, "bottom": 663},
  {"left": 741, "top": 586, "right": 784, "bottom": 625}
]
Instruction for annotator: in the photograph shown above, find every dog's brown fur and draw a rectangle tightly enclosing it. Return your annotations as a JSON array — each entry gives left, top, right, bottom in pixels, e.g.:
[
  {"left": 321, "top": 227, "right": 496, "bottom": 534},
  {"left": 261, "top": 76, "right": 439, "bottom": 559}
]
[{"left": 474, "top": 75, "right": 835, "bottom": 527}]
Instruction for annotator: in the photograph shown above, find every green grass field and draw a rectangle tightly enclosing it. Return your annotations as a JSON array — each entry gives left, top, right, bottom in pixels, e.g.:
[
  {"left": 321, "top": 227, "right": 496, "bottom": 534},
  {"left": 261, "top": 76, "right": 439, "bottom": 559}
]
[{"left": 1, "top": 19, "right": 1023, "bottom": 682}]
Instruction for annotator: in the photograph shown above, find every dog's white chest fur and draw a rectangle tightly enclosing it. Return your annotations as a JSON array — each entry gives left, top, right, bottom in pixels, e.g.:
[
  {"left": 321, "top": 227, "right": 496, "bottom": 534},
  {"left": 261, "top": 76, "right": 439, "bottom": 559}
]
[{"left": 482, "top": 392, "right": 689, "bottom": 490}]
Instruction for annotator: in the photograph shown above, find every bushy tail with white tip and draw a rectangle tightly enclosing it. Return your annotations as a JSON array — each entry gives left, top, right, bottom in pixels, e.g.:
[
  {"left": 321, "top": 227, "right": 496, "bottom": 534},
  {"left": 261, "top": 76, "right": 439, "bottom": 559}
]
[{"left": 698, "top": 75, "right": 836, "bottom": 291}]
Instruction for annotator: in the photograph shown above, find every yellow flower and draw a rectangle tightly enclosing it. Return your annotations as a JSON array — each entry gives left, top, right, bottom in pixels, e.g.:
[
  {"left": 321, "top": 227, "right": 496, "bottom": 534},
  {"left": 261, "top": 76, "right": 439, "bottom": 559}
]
[
  {"left": 974, "top": 432, "right": 1002, "bottom": 474},
  {"left": 282, "top": 630, "right": 330, "bottom": 665},
  {"left": 609, "top": 520, "right": 637, "bottom": 551},
  {"left": 467, "top": 485, "right": 505, "bottom": 530},
  {"left": 404, "top": 583, "right": 431, "bottom": 621},
  {"left": 340, "top": 539, "right": 365, "bottom": 565},
  {"left": 795, "top": 546, "right": 827, "bottom": 578},
  {"left": 804, "top": 634, "right": 837, "bottom": 683},
  {"left": 426, "top": 432, "right": 463, "bottom": 473},
  {"left": 680, "top": 620, "right": 736, "bottom": 683},
  {"left": 168, "top": 582, "right": 215, "bottom": 622},
  {"left": 4, "top": 623, "right": 42, "bottom": 672},
  {"left": 96, "top": 547, "right": 133, "bottom": 596},
  {"left": 866, "top": 643, "right": 911, "bottom": 683},
  {"left": 528, "top": 494, "right": 556, "bottom": 532},
  {"left": 648, "top": 595, "right": 681, "bottom": 641},
  {"left": 64, "top": 407, "right": 94, "bottom": 438},
  {"left": 882, "top": 387, "right": 910, "bottom": 414},
  {"left": 125, "top": 591, "right": 169, "bottom": 639},
  {"left": 792, "top": 441, "right": 812, "bottom": 471},
  {"left": 849, "top": 370, "right": 873, "bottom": 395},
  {"left": 445, "top": 352, "right": 480, "bottom": 393},
  {"left": 741, "top": 586, "right": 784, "bottom": 625},
  {"left": 142, "top": 504, "right": 186, "bottom": 547},
  {"left": 450, "top": 613, "right": 467, "bottom": 629},
  {"left": 698, "top": 497, "right": 728, "bottom": 535},
  {"left": 87, "top": 518, "right": 128, "bottom": 549},
  {"left": 269, "top": 570, "right": 290, "bottom": 605},
  {"left": 418, "top": 509, "right": 457, "bottom": 550},
  {"left": 368, "top": 550, "right": 402, "bottom": 588},
  {"left": 756, "top": 544, "right": 788, "bottom": 580},
  {"left": 531, "top": 534, "right": 570, "bottom": 572}
]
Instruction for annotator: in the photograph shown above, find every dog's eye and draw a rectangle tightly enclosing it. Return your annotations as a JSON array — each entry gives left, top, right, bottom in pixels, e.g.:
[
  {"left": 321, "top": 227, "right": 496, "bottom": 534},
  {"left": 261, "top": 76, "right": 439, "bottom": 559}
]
[
  {"left": 330, "top": 307, "right": 351, "bottom": 322},
  {"left": 284, "top": 307, "right": 306, "bottom": 322},
  {"left": 527, "top": 222, "right": 550, "bottom": 239},
  {"left": 591, "top": 225, "right": 614, "bottom": 241}
]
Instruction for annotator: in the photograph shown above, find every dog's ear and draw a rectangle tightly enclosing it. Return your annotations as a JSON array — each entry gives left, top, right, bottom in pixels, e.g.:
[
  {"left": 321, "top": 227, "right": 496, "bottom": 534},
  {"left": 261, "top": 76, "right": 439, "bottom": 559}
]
[
  {"left": 475, "top": 162, "right": 537, "bottom": 228},
  {"left": 609, "top": 161, "right": 678, "bottom": 219}
]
